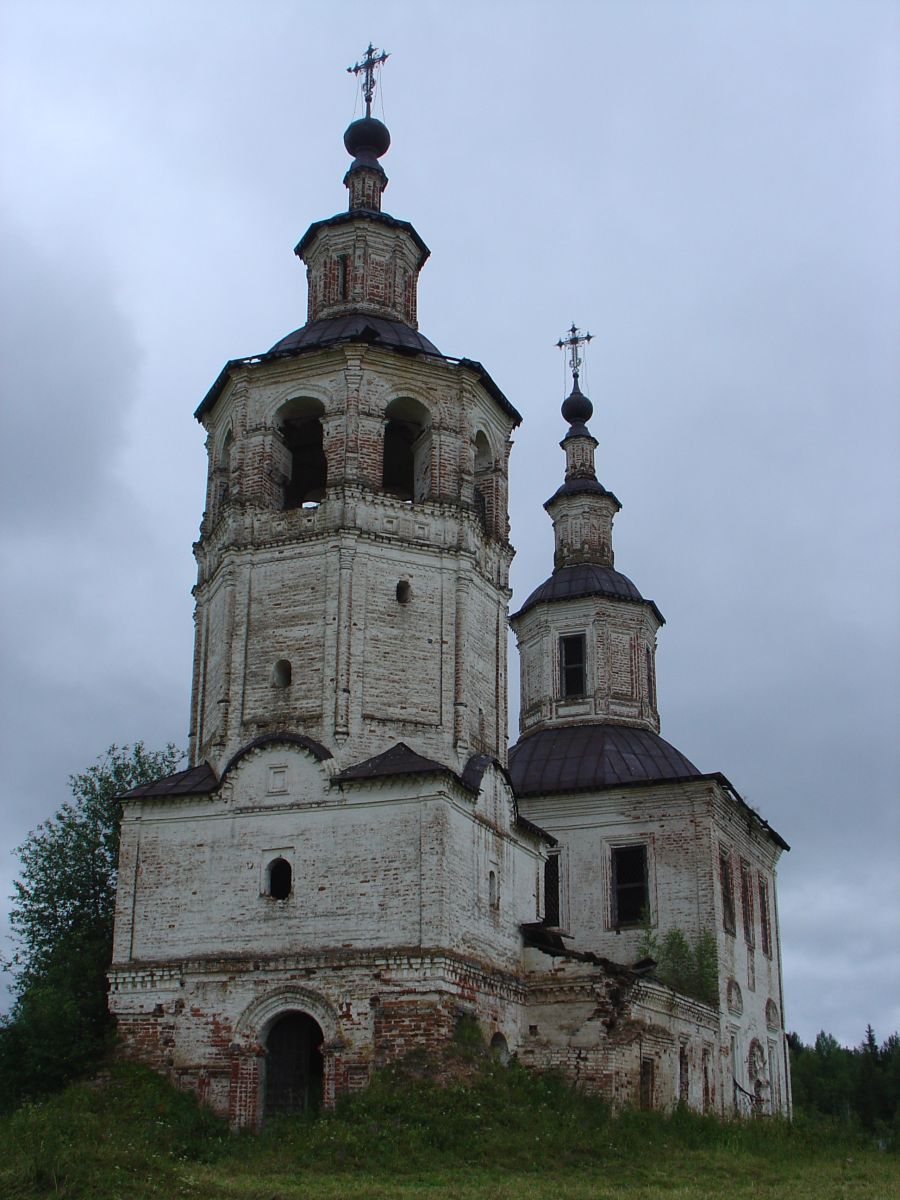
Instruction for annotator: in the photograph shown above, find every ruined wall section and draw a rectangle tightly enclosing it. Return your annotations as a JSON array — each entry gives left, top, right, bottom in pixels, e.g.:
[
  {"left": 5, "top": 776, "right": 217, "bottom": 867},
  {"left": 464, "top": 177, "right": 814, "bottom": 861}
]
[
  {"left": 518, "top": 777, "right": 789, "bottom": 1115},
  {"left": 520, "top": 951, "right": 723, "bottom": 1115}
]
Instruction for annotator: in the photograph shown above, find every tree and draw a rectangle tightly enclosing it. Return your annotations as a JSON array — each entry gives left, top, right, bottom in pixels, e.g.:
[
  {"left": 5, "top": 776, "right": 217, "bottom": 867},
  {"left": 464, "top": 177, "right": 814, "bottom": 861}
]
[{"left": 0, "top": 742, "right": 182, "bottom": 1109}]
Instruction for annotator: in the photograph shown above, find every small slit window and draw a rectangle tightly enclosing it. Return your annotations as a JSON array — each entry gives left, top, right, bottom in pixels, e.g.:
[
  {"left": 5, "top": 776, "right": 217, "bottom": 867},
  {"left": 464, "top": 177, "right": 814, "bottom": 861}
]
[
  {"left": 267, "top": 858, "right": 292, "bottom": 900},
  {"left": 739, "top": 859, "right": 755, "bottom": 947},
  {"left": 396, "top": 580, "right": 411, "bottom": 604},
  {"left": 273, "top": 659, "right": 292, "bottom": 688},
  {"left": 559, "top": 634, "right": 586, "bottom": 699},
  {"left": 719, "top": 848, "right": 736, "bottom": 935},
  {"left": 488, "top": 869, "right": 499, "bottom": 910},
  {"left": 758, "top": 875, "right": 772, "bottom": 957}
]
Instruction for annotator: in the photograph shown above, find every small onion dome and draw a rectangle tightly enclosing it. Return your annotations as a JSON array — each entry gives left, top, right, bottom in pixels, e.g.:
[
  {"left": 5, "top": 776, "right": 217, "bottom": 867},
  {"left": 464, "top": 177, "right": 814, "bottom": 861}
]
[
  {"left": 561, "top": 377, "right": 593, "bottom": 426},
  {"left": 343, "top": 116, "right": 391, "bottom": 168}
]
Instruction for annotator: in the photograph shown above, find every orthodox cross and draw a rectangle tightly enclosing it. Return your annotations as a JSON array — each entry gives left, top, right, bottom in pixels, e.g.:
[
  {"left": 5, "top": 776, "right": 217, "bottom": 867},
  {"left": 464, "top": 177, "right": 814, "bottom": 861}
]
[
  {"left": 556, "top": 323, "right": 593, "bottom": 383},
  {"left": 347, "top": 43, "right": 390, "bottom": 117}
]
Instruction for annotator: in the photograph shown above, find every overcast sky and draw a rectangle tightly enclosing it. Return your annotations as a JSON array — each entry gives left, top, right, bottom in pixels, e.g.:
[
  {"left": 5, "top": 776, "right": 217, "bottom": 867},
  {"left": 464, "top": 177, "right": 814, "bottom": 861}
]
[{"left": 1, "top": 0, "right": 897, "bottom": 1047}]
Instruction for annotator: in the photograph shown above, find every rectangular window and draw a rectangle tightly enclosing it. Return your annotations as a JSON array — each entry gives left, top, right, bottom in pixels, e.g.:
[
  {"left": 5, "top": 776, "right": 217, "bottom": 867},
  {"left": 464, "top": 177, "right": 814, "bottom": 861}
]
[
  {"left": 544, "top": 850, "right": 561, "bottom": 927},
  {"left": 611, "top": 844, "right": 648, "bottom": 927},
  {"left": 719, "top": 849, "right": 736, "bottom": 935},
  {"left": 559, "top": 634, "right": 586, "bottom": 698},
  {"left": 739, "top": 859, "right": 755, "bottom": 947},
  {"left": 758, "top": 875, "right": 772, "bottom": 957}
]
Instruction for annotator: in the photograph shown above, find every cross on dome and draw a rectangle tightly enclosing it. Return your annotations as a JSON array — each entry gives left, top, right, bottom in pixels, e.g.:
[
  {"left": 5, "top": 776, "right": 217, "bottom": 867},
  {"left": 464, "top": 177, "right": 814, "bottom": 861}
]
[
  {"left": 556, "top": 323, "right": 593, "bottom": 387},
  {"left": 347, "top": 42, "right": 390, "bottom": 117}
]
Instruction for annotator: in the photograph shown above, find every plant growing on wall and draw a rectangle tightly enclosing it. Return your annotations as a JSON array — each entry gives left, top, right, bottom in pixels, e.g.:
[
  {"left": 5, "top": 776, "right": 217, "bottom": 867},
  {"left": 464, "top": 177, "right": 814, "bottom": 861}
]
[{"left": 637, "top": 917, "right": 719, "bottom": 1008}]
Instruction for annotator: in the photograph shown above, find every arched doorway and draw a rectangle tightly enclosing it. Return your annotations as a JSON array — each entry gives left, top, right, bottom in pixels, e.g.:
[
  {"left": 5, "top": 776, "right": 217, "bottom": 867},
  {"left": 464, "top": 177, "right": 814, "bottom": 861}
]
[{"left": 264, "top": 1011, "right": 324, "bottom": 1118}]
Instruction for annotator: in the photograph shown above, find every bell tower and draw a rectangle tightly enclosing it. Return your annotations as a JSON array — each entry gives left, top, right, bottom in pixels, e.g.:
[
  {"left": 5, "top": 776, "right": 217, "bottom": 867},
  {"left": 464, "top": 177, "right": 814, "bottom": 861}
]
[{"left": 188, "top": 51, "right": 521, "bottom": 777}]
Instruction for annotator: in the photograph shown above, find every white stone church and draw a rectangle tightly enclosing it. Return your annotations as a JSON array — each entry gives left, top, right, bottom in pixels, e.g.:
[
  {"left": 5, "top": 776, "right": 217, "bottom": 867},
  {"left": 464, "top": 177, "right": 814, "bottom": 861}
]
[{"left": 109, "top": 68, "right": 791, "bottom": 1128}]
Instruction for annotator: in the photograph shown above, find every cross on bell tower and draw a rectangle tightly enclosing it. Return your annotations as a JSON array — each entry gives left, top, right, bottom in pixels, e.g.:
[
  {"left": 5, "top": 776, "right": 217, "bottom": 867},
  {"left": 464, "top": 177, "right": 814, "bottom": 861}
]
[
  {"left": 556, "top": 323, "right": 593, "bottom": 388},
  {"left": 347, "top": 42, "right": 389, "bottom": 117}
]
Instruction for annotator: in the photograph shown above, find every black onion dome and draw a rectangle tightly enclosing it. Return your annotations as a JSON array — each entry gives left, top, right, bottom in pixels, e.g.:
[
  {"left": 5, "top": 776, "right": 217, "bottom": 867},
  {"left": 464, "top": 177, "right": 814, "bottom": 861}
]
[
  {"left": 269, "top": 314, "right": 441, "bottom": 357},
  {"left": 508, "top": 723, "right": 701, "bottom": 797},
  {"left": 512, "top": 563, "right": 663, "bottom": 623},
  {"left": 344, "top": 117, "right": 391, "bottom": 164},
  {"left": 561, "top": 379, "right": 593, "bottom": 425}
]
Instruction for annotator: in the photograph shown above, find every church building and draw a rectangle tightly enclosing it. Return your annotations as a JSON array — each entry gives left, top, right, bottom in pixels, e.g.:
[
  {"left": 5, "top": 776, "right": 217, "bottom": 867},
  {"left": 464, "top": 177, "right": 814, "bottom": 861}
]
[{"left": 109, "top": 49, "right": 791, "bottom": 1128}]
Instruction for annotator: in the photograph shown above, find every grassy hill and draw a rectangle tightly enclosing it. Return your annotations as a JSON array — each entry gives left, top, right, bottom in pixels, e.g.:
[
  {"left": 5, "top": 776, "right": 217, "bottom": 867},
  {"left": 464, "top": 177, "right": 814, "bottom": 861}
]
[{"left": 1, "top": 1054, "right": 897, "bottom": 1200}]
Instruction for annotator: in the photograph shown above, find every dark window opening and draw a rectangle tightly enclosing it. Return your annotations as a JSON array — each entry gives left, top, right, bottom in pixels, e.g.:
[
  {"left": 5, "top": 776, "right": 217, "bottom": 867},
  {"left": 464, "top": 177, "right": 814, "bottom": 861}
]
[
  {"left": 640, "top": 1057, "right": 655, "bottom": 1110},
  {"left": 559, "top": 634, "right": 586, "bottom": 699},
  {"left": 264, "top": 1012, "right": 323, "bottom": 1118},
  {"left": 396, "top": 579, "right": 411, "bottom": 604},
  {"left": 283, "top": 417, "right": 327, "bottom": 508},
  {"left": 273, "top": 659, "right": 292, "bottom": 688},
  {"left": 739, "top": 859, "right": 755, "bottom": 947},
  {"left": 719, "top": 849, "right": 736, "bottom": 935},
  {"left": 490, "top": 1032, "right": 510, "bottom": 1064},
  {"left": 702, "top": 1048, "right": 712, "bottom": 1113},
  {"left": 758, "top": 875, "right": 772, "bottom": 957},
  {"left": 645, "top": 647, "right": 655, "bottom": 707},
  {"left": 488, "top": 869, "right": 499, "bottom": 910},
  {"left": 679, "top": 1045, "right": 689, "bottom": 1105},
  {"left": 338, "top": 254, "right": 349, "bottom": 300},
  {"left": 611, "top": 844, "right": 648, "bottom": 927},
  {"left": 268, "top": 858, "right": 292, "bottom": 900},
  {"left": 544, "top": 851, "right": 561, "bottom": 927}
]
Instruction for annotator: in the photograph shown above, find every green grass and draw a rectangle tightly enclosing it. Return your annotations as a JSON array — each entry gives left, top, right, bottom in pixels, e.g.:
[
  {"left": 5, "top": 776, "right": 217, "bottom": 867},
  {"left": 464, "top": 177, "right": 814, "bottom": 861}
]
[{"left": 0, "top": 1058, "right": 896, "bottom": 1200}]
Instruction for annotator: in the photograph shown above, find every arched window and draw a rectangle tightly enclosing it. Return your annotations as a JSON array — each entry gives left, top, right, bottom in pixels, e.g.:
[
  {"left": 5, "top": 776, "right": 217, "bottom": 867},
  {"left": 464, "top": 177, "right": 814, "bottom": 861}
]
[
  {"left": 279, "top": 399, "right": 327, "bottom": 509},
  {"left": 267, "top": 858, "right": 292, "bottom": 900},
  {"left": 490, "top": 1032, "right": 510, "bottom": 1064},
  {"left": 382, "top": 398, "right": 430, "bottom": 502},
  {"left": 474, "top": 430, "right": 493, "bottom": 533},
  {"left": 273, "top": 659, "right": 292, "bottom": 688},
  {"left": 488, "top": 869, "right": 499, "bottom": 910}
]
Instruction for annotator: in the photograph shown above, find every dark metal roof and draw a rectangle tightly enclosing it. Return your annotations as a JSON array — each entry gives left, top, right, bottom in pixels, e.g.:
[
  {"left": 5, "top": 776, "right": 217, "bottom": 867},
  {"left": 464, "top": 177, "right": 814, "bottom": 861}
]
[
  {"left": 334, "top": 741, "right": 453, "bottom": 784},
  {"left": 221, "top": 732, "right": 332, "bottom": 781},
  {"left": 195, "top": 335, "right": 521, "bottom": 427},
  {"left": 269, "top": 314, "right": 442, "bottom": 357},
  {"left": 511, "top": 564, "right": 664, "bottom": 624},
  {"left": 117, "top": 762, "right": 218, "bottom": 800},
  {"left": 508, "top": 723, "right": 702, "bottom": 797},
  {"left": 294, "top": 210, "right": 430, "bottom": 265},
  {"left": 544, "top": 478, "right": 621, "bottom": 507}
]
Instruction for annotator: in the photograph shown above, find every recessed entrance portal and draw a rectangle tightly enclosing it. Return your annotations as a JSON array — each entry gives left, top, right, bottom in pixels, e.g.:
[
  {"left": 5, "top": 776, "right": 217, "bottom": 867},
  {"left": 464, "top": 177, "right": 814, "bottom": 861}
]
[{"left": 264, "top": 1011, "right": 324, "bottom": 1119}]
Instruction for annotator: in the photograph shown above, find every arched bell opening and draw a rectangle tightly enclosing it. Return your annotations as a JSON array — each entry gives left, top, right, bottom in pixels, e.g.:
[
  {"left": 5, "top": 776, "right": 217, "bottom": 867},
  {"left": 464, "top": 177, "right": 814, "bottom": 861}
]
[
  {"left": 473, "top": 429, "right": 495, "bottom": 535},
  {"left": 263, "top": 1011, "right": 325, "bottom": 1119},
  {"left": 382, "top": 397, "right": 430, "bottom": 502},
  {"left": 278, "top": 398, "right": 327, "bottom": 509}
]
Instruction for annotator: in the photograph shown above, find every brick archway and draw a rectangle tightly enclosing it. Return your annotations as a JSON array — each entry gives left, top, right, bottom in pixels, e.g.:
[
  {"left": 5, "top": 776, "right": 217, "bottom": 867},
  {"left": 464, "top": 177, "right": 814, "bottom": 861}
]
[{"left": 231, "top": 986, "right": 342, "bottom": 1127}]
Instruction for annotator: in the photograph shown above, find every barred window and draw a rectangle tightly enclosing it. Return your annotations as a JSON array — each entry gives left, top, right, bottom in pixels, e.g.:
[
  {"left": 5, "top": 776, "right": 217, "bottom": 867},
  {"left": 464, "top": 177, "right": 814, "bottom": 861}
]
[{"left": 559, "top": 634, "right": 586, "bottom": 698}]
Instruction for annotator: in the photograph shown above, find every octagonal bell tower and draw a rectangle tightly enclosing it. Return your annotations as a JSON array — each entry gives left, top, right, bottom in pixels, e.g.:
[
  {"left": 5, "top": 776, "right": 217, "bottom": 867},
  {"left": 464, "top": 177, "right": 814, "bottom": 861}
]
[{"left": 188, "top": 80, "right": 521, "bottom": 779}]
